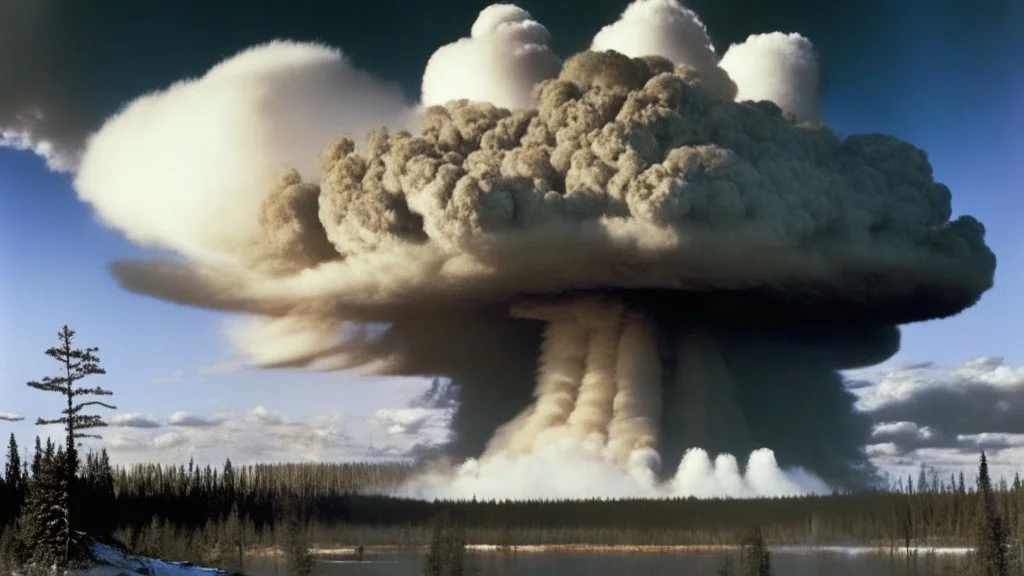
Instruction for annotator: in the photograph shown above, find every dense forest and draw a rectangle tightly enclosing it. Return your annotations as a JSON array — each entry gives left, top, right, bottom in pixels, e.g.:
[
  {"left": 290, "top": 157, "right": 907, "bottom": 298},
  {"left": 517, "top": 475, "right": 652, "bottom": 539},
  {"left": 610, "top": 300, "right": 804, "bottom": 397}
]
[{"left": 1, "top": 431, "right": 1023, "bottom": 574}]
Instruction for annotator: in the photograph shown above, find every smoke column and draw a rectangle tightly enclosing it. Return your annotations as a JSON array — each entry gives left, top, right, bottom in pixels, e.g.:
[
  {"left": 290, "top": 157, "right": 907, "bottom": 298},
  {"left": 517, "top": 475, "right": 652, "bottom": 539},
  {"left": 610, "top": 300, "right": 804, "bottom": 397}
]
[
  {"left": 71, "top": 0, "right": 997, "bottom": 499},
  {"left": 565, "top": 301, "right": 623, "bottom": 444},
  {"left": 663, "top": 332, "right": 753, "bottom": 472},
  {"left": 488, "top": 302, "right": 590, "bottom": 456},
  {"left": 605, "top": 312, "right": 662, "bottom": 467}
]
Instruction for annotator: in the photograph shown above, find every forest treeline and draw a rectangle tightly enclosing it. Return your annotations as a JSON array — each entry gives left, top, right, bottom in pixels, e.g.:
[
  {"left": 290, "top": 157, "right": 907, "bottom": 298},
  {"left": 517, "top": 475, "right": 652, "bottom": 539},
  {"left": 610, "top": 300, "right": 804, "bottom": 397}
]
[
  {"left": 2, "top": 433, "right": 1023, "bottom": 574},
  {"left": 3, "top": 432, "right": 1024, "bottom": 549}
]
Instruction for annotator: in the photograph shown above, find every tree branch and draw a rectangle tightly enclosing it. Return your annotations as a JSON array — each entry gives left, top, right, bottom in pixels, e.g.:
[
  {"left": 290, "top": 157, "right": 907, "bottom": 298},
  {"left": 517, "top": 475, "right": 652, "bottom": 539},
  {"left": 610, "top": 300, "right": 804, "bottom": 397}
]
[
  {"left": 36, "top": 417, "right": 69, "bottom": 426},
  {"left": 71, "top": 386, "right": 113, "bottom": 397},
  {"left": 66, "top": 401, "right": 117, "bottom": 414}
]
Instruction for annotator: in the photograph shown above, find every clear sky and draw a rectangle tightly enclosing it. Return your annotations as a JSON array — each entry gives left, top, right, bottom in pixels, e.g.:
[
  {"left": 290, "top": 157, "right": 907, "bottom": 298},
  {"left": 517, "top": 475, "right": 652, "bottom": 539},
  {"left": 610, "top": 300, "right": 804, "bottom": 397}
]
[{"left": 0, "top": 0, "right": 1022, "bottom": 485}]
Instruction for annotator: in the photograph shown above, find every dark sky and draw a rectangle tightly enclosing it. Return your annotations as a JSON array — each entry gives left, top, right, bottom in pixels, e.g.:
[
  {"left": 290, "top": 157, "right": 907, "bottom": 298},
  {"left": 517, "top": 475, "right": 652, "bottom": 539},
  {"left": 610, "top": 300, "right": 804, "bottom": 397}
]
[
  {"left": 3, "top": 0, "right": 1020, "bottom": 158},
  {"left": 12, "top": 0, "right": 887, "bottom": 98}
]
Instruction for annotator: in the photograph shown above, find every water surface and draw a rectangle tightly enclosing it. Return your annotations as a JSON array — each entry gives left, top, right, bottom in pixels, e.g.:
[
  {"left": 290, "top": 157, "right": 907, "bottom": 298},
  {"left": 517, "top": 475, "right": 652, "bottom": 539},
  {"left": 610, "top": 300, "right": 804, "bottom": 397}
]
[{"left": 246, "top": 548, "right": 968, "bottom": 576}]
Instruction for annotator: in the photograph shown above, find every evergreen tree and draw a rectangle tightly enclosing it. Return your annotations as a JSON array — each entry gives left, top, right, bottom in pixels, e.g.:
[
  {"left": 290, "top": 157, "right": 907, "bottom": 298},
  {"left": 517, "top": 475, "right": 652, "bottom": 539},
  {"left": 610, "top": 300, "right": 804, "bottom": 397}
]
[
  {"left": 4, "top": 434, "right": 21, "bottom": 489},
  {"left": 31, "top": 437, "right": 41, "bottom": 477},
  {"left": 77, "top": 448, "right": 116, "bottom": 538},
  {"left": 738, "top": 528, "right": 772, "bottom": 576},
  {"left": 3, "top": 434, "right": 24, "bottom": 526},
  {"left": 24, "top": 325, "right": 116, "bottom": 569},
  {"left": 425, "top": 513, "right": 466, "bottom": 576},
  {"left": 221, "top": 502, "right": 245, "bottom": 574},
  {"left": 283, "top": 499, "right": 314, "bottom": 576},
  {"left": 973, "top": 452, "right": 1008, "bottom": 576},
  {"left": 19, "top": 440, "right": 68, "bottom": 567}
]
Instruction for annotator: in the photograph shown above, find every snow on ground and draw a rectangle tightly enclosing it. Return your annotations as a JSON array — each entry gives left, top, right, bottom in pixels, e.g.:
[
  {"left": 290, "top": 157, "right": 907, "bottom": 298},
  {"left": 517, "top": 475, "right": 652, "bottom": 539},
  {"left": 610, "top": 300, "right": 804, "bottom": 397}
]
[{"left": 74, "top": 540, "right": 228, "bottom": 576}]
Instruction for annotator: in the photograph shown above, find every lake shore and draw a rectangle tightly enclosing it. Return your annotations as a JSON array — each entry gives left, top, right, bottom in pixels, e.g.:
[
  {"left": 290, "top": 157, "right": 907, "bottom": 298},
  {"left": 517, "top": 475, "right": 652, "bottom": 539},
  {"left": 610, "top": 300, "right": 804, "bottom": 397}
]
[{"left": 248, "top": 543, "right": 973, "bottom": 557}]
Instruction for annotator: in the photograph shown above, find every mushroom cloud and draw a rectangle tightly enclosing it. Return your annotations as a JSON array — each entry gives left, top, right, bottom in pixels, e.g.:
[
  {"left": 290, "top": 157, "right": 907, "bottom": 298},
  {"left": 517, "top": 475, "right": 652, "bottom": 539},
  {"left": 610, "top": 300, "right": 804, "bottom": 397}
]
[{"left": 73, "top": 1, "right": 996, "bottom": 497}]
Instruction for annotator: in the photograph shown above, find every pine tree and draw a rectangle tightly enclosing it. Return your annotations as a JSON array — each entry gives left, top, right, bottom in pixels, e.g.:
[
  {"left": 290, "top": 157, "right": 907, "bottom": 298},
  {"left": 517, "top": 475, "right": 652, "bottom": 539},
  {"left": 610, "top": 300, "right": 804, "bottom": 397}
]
[
  {"left": 283, "top": 499, "right": 314, "bottom": 576},
  {"left": 973, "top": 452, "right": 1008, "bottom": 576},
  {"left": 4, "top": 434, "right": 21, "bottom": 489},
  {"left": 20, "top": 440, "right": 68, "bottom": 567},
  {"left": 31, "top": 437, "right": 41, "bottom": 477},
  {"left": 738, "top": 528, "right": 772, "bottom": 576},
  {"left": 25, "top": 325, "right": 116, "bottom": 569},
  {"left": 219, "top": 502, "right": 245, "bottom": 574},
  {"left": 425, "top": 513, "right": 466, "bottom": 576},
  {"left": 4, "top": 434, "right": 24, "bottom": 526}
]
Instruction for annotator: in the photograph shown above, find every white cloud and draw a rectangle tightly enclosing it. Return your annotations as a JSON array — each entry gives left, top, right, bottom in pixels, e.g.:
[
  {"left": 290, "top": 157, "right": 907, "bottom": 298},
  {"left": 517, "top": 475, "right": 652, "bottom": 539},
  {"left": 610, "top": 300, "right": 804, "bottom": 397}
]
[
  {"left": 719, "top": 32, "right": 820, "bottom": 123},
  {"left": 75, "top": 40, "right": 414, "bottom": 265},
  {"left": 421, "top": 4, "right": 561, "bottom": 109},
  {"left": 852, "top": 357, "right": 1024, "bottom": 412},
  {"left": 849, "top": 358, "right": 1024, "bottom": 478},
  {"left": 109, "top": 413, "right": 162, "bottom": 429},
  {"left": 153, "top": 431, "right": 188, "bottom": 450},
  {"left": 97, "top": 379, "right": 453, "bottom": 466},
  {"left": 866, "top": 443, "right": 901, "bottom": 458},
  {"left": 250, "top": 405, "right": 284, "bottom": 425},
  {"left": 591, "top": 0, "right": 718, "bottom": 74},
  {"left": 0, "top": 412, "right": 25, "bottom": 422},
  {"left": 168, "top": 411, "right": 225, "bottom": 428},
  {"left": 375, "top": 407, "right": 446, "bottom": 436}
]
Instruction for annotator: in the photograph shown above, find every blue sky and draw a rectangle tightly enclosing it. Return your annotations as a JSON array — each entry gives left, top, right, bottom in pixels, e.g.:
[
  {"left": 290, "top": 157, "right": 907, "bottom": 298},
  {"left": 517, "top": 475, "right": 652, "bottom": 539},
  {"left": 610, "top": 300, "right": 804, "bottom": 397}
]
[{"left": 0, "top": 0, "right": 1022, "bottom": 482}]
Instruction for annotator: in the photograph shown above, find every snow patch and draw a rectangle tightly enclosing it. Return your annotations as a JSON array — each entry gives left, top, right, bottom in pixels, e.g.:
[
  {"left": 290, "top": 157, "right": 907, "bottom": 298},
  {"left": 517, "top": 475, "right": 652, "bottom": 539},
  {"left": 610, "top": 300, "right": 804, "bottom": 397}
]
[{"left": 74, "top": 540, "right": 229, "bottom": 576}]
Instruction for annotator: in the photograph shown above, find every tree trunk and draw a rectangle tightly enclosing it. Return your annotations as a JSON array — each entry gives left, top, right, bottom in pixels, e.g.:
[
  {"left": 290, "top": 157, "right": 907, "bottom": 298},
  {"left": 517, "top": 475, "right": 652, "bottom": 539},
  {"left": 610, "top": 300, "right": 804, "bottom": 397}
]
[{"left": 64, "top": 345, "right": 74, "bottom": 569}]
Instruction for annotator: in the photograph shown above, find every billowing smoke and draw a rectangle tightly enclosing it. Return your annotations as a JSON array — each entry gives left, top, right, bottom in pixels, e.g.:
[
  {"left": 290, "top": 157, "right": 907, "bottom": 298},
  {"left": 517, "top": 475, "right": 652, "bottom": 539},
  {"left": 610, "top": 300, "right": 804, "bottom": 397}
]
[{"left": 72, "top": 1, "right": 995, "bottom": 497}]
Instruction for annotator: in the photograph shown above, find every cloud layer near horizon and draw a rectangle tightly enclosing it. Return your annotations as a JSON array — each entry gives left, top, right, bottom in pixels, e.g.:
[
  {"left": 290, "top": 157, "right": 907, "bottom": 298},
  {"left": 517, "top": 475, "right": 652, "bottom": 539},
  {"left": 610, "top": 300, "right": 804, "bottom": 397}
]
[
  {"left": 60, "top": 357, "right": 1023, "bottom": 480},
  {"left": 90, "top": 378, "right": 454, "bottom": 465},
  {"left": 849, "top": 357, "right": 1024, "bottom": 477}
]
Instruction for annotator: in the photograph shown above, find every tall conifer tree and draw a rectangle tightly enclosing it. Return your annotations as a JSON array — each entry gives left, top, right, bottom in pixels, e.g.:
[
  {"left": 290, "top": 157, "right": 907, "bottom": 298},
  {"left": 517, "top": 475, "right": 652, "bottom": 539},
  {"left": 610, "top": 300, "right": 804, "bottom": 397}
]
[
  {"left": 973, "top": 452, "right": 1008, "bottom": 576},
  {"left": 25, "top": 326, "right": 116, "bottom": 568}
]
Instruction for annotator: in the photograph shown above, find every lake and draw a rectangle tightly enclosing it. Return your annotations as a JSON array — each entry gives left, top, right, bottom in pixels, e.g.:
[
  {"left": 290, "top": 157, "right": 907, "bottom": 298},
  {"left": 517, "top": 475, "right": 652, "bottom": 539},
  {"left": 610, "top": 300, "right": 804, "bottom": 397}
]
[{"left": 244, "top": 546, "right": 970, "bottom": 576}]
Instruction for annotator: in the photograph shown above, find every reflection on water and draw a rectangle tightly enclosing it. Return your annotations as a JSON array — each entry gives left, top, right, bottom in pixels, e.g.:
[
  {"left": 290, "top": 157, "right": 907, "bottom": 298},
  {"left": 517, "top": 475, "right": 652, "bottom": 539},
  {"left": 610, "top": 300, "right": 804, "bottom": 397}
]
[{"left": 245, "top": 548, "right": 968, "bottom": 576}]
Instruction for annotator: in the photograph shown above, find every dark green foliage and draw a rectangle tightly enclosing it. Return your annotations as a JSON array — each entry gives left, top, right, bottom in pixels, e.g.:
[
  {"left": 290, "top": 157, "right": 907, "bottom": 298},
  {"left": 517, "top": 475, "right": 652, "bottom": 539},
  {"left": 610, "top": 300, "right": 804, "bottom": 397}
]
[
  {"left": 738, "top": 528, "right": 772, "bottom": 576},
  {"left": 41, "top": 455, "right": 1024, "bottom": 552},
  {"left": 972, "top": 452, "right": 1008, "bottom": 576},
  {"left": 23, "top": 325, "right": 116, "bottom": 569},
  {"left": 210, "top": 502, "right": 246, "bottom": 574},
  {"left": 0, "top": 523, "right": 27, "bottom": 573},
  {"left": 18, "top": 441, "right": 90, "bottom": 568},
  {"left": 282, "top": 498, "right": 314, "bottom": 576},
  {"left": 7, "top": 448, "right": 1024, "bottom": 572},
  {"left": 425, "top": 513, "right": 466, "bottom": 576},
  {"left": 77, "top": 449, "right": 117, "bottom": 538},
  {"left": 31, "top": 437, "right": 41, "bottom": 476},
  {"left": 2, "top": 434, "right": 25, "bottom": 527}
]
